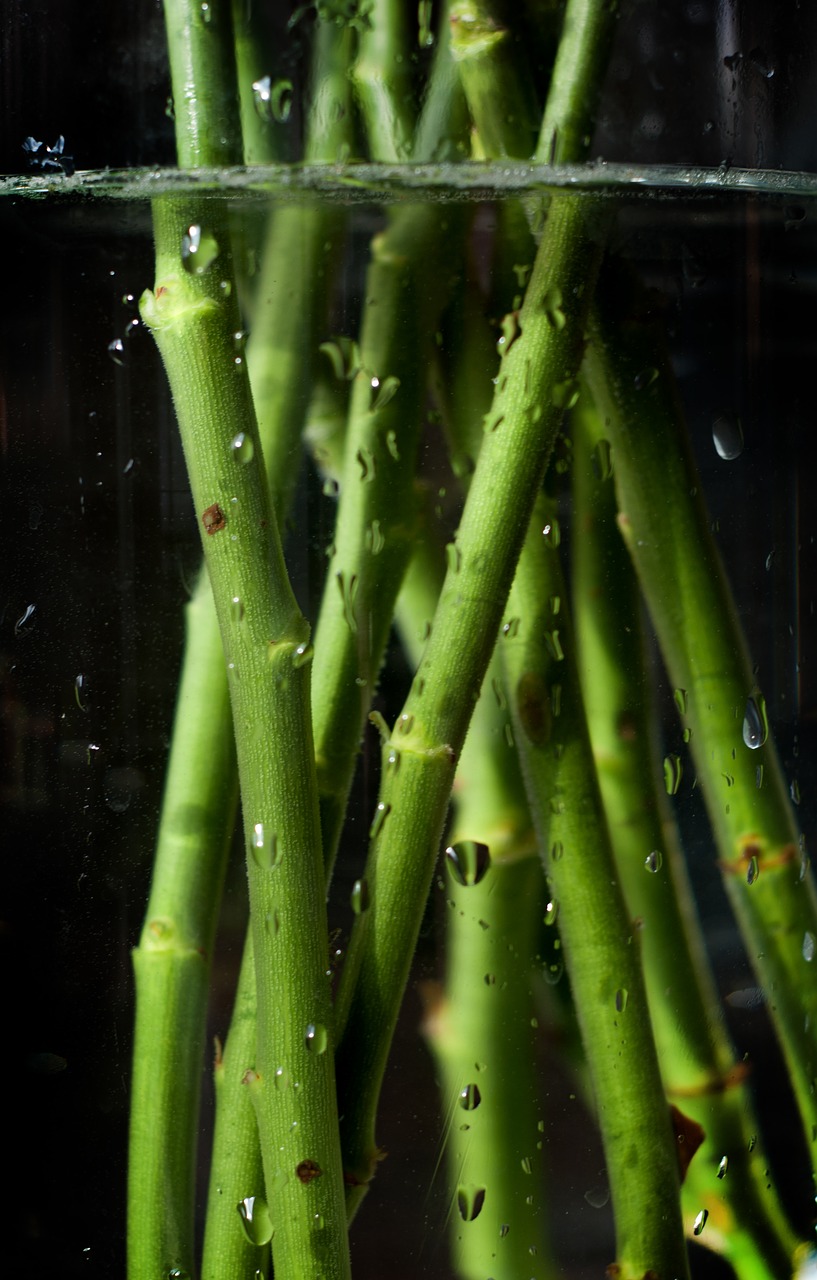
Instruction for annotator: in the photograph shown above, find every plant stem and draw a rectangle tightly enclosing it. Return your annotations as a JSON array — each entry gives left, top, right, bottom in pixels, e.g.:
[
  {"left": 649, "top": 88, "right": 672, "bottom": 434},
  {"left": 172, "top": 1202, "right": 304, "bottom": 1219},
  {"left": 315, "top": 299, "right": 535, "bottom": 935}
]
[
  {"left": 128, "top": 571, "right": 237, "bottom": 1280},
  {"left": 535, "top": 0, "right": 621, "bottom": 163},
  {"left": 352, "top": 0, "right": 416, "bottom": 160},
  {"left": 585, "top": 254, "right": 817, "bottom": 1191},
  {"left": 572, "top": 395, "right": 801, "bottom": 1279},
  {"left": 449, "top": 0, "right": 540, "bottom": 158},
  {"left": 162, "top": 0, "right": 242, "bottom": 168},
  {"left": 333, "top": 192, "right": 607, "bottom": 1218},
  {"left": 141, "top": 196, "right": 351, "bottom": 1280},
  {"left": 203, "top": 933, "right": 269, "bottom": 1280},
  {"left": 502, "top": 490, "right": 691, "bottom": 1280},
  {"left": 310, "top": 202, "right": 462, "bottom": 877}
]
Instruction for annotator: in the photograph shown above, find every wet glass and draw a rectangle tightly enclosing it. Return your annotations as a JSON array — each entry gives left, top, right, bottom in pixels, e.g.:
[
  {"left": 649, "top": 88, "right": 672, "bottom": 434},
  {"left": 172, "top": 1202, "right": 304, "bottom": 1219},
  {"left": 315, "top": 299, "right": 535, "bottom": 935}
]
[{"left": 2, "top": 4, "right": 817, "bottom": 1280}]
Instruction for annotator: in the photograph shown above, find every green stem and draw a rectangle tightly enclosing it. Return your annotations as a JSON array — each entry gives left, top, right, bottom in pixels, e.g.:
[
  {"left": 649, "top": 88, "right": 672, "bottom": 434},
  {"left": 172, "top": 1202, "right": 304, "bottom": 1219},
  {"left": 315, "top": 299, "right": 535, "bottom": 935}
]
[
  {"left": 585, "top": 254, "right": 817, "bottom": 1193},
  {"left": 333, "top": 192, "right": 606, "bottom": 1217},
  {"left": 572, "top": 396, "right": 801, "bottom": 1279},
  {"left": 203, "top": 933, "right": 269, "bottom": 1280},
  {"left": 128, "top": 573, "right": 237, "bottom": 1280},
  {"left": 162, "top": 0, "right": 242, "bottom": 168},
  {"left": 352, "top": 0, "right": 416, "bottom": 160},
  {"left": 449, "top": 0, "right": 540, "bottom": 158},
  {"left": 311, "top": 203, "right": 462, "bottom": 878},
  {"left": 503, "top": 492, "right": 690, "bottom": 1280},
  {"left": 411, "top": 0, "right": 471, "bottom": 163},
  {"left": 535, "top": 0, "right": 621, "bottom": 163},
  {"left": 141, "top": 197, "right": 351, "bottom": 1280}
]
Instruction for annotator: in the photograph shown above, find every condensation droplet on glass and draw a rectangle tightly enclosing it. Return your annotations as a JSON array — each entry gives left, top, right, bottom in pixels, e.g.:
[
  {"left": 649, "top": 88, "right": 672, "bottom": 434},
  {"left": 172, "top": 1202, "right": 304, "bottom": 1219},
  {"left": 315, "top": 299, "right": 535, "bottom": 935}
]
[
  {"left": 456, "top": 1185, "right": 486, "bottom": 1222},
  {"left": 499, "top": 1223, "right": 510, "bottom": 1238},
  {"left": 551, "top": 378, "right": 580, "bottom": 410},
  {"left": 369, "top": 802, "right": 391, "bottom": 839},
  {"left": 634, "top": 367, "right": 659, "bottom": 391},
  {"left": 712, "top": 411, "right": 744, "bottom": 460},
  {"left": 446, "top": 840, "right": 491, "bottom": 887},
  {"left": 673, "top": 688, "right": 688, "bottom": 716},
  {"left": 181, "top": 224, "right": 220, "bottom": 275},
  {"left": 365, "top": 519, "right": 385, "bottom": 555},
  {"left": 108, "top": 338, "right": 125, "bottom": 366},
  {"left": 717, "top": 1155, "right": 728, "bottom": 1179},
  {"left": 615, "top": 988, "right": 628, "bottom": 1013},
  {"left": 591, "top": 438, "right": 613, "bottom": 481},
  {"left": 292, "top": 641, "right": 314, "bottom": 669},
  {"left": 663, "top": 753, "right": 683, "bottom": 795},
  {"left": 544, "top": 899, "right": 559, "bottom": 926},
  {"left": 543, "top": 286, "right": 566, "bottom": 330},
  {"left": 231, "top": 431, "right": 255, "bottom": 464},
  {"left": 370, "top": 374, "right": 400, "bottom": 412},
  {"left": 693, "top": 1208, "right": 709, "bottom": 1237},
  {"left": 747, "top": 855, "right": 760, "bottom": 885},
  {"left": 520, "top": 1156, "right": 533, "bottom": 1175},
  {"left": 350, "top": 878, "right": 370, "bottom": 915},
  {"left": 544, "top": 630, "right": 565, "bottom": 661},
  {"left": 791, "top": 778, "right": 801, "bottom": 805},
  {"left": 446, "top": 542, "right": 462, "bottom": 574},
  {"left": 502, "top": 617, "right": 520, "bottom": 639},
  {"left": 397, "top": 712, "right": 414, "bottom": 735},
  {"left": 803, "top": 932, "right": 815, "bottom": 963},
  {"left": 305, "top": 1022, "right": 328, "bottom": 1054},
  {"left": 542, "top": 519, "right": 561, "bottom": 548},
  {"left": 551, "top": 840, "right": 564, "bottom": 862},
  {"left": 458, "top": 1082, "right": 481, "bottom": 1111},
  {"left": 645, "top": 849, "right": 663, "bottom": 873},
  {"left": 237, "top": 1194, "right": 274, "bottom": 1246},
  {"left": 743, "top": 693, "right": 768, "bottom": 749}
]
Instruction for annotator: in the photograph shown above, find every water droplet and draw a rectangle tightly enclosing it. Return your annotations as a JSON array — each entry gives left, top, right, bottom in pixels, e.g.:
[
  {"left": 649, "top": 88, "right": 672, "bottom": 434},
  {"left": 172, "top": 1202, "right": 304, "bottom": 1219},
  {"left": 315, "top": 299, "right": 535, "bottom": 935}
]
[
  {"left": 292, "top": 641, "right": 314, "bottom": 669},
  {"left": 350, "top": 878, "right": 370, "bottom": 915},
  {"left": 791, "top": 778, "right": 801, "bottom": 805},
  {"left": 499, "top": 1223, "right": 510, "bottom": 1238},
  {"left": 591, "top": 438, "right": 613, "bottom": 480},
  {"left": 446, "top": 542, "right": 462, "bottom": 573},
  {"left": 520, "top": 1156, "right": 533, "bottom": 1175},
  {"left": 663, "top": 753, "right": 682, "bottom": 795},
  {"left": 712, "top": 411, "right": 744, "bottom": 460},
  {"left": 742, "top": 693, "right": 768, "bottom": 749},
  {"left": 673, "top": 688, "right": 688, "bottom": 716},
  {"left": 336, "top": 571, "right": 359, "bottom": 634},
  {"left": 542, "top": 519, "right": 561, "bottom": 548},
  {"left": 502, "top": 617, "right": 520, "bottom": 638},
  {"left": 717, "top": 1155, "right": 728, "bottom": 1179},
  {"left": 551, "top": 840, "right": 564, "bottom": 862},
  {"left": 496, "top": 311, "right": 521, "bottom": 357},
  {"left": 746, "top": 855, "right": 760, "bottom": 885},
  {"left": 231, "top": 596, "right": 244, "bottom": 623},
  {"left": 633, "top": 367, "right": 659, "bottom": 391},
  {"left": 305, "top": 1022, "right": 328, "bottom": 1054},
  {"left": 108, "top": 338, "right": 126, "bottom": 366},
  {"left": 543, "top": 287, "right": 566, "bottom": 330},
  {"left": 168, "top": 1270, "right": 191, "bottom": 1280},
  {"left": 397, "top": 712, "right": 414, "bottom": 735},
  {"left": 364, "top": 519, "right": 385, "bottom": 555},
  {"left": 644, "top": 849, "right": 663, "bottom": 874},
  {"left": 199, "top": 1, "right": 213, "bottom": 24},
  {"left": 356, "top": 446, "right": 376, "bottom": 482},
  {"left": 237, "top": 1194, "right": 274, "bottom": 1246},
  {"left": 543, "top": 958, "right": 564, "bottom": 985},
  {"left": 544, "top": 899, "right": 559, "bottom": 926},
  {"left": 544, "top": 630, "right": 565, "bottom": 661},
  {"left": 456, "top": 1185, "right": 486, "bottom": 1222},
  {"left": 804, "top": 933, "right": 815, "bottom": 962},
  {"left": 250, "top": 825, "right": 280, "bottom": 871},
  {"left": 181, "top": 225, "right": 220, "bottom": 275},
  {"left": 693, "top": 1208, "right": 708, "bottom": 1236},
  {"left": 445, "top": 840, "right": 491, "bottom": 887},
  {"left": 459, "top": 1082, "right": 481, "bottom": 1110},
  {"left": 484, "top": 972, "right": 496, "bottom": 985},
  {"left": 367, "top": 801, "right": 391, "bottom": 839},
  {"left": 584, "top": 1182, "right": 610, "bottom": 1209},
  {"left": 252, "top": 75, "right": 294, "bottom": 123},
  {"left": 551, "top": 378, "right": 580, "bottom": 410},
  {"left": 615, "top": 988, "right": 628, "bottom": 1013},
  {"left": 370, "top": 374, "right": 400, "bottom": 411},
  {"left": 274, "top": 1066, "right": 290, "bottom": 1090},
  {"left": 231, "top": 432, "right": 255, "bottom": 465}
]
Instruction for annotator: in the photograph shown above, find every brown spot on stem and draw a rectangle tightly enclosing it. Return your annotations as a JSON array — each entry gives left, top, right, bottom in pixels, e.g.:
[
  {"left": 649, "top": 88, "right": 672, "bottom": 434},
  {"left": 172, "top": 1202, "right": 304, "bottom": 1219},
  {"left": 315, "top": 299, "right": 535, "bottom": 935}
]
[
  {"left": 213, "top": 1036, "right": 223, "bottom": 1069},
  {"left": 202, "top": 503, "right": 226, "bottom": 535},
  {"left": 516, "top": 671, "right": 551, "bottom": 745},
  {"left": 296, "top": 1159, "right": 322, "bottom": 1184}
]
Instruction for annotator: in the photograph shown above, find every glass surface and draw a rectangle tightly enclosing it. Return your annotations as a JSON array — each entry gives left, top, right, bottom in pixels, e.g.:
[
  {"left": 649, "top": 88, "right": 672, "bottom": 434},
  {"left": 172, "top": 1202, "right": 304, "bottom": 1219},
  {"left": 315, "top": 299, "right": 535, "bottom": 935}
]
[{"left": 2, "top": 173, "right": 815, "bottom": 1279}]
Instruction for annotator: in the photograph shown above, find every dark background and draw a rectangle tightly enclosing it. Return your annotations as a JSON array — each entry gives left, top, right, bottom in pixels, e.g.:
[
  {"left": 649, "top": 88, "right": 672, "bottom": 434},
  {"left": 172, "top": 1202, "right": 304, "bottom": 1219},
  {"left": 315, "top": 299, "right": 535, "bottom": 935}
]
[{"left": 2, "top": 3, "right": 817, "bottom": 1279}]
